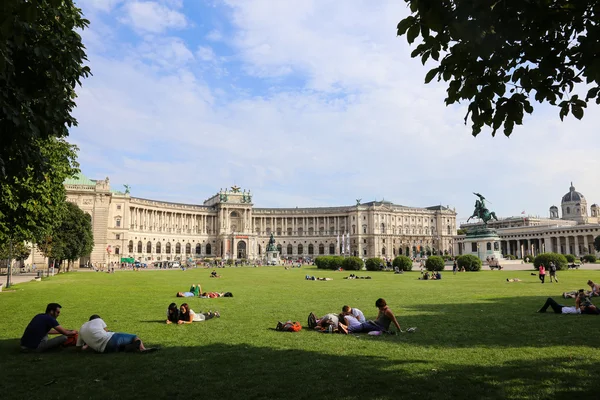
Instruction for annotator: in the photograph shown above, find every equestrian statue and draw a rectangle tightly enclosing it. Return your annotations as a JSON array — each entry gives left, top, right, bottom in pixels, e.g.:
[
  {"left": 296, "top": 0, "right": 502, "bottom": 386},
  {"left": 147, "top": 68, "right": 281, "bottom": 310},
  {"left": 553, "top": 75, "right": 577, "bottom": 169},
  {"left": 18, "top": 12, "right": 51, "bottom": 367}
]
[{"left": 467, "top": 193, "right": 498, "bottom": 225}]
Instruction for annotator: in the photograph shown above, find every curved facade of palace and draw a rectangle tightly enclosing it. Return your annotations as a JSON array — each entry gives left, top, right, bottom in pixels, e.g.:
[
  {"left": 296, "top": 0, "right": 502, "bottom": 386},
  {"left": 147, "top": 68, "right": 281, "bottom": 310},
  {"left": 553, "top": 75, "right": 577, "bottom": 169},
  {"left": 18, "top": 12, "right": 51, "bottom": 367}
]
[
  {"left": 55, "top": 174, "right": 457, "bottom": 266},
  {"left": 456, "top": 183, "right": 600, "bottom": 258}
]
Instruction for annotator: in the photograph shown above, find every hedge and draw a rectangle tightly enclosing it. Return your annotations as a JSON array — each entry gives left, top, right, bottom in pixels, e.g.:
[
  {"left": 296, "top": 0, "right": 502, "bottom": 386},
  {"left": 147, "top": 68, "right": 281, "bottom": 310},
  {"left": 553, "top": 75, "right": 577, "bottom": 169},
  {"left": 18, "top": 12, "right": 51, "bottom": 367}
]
[
  {"left": 564, "top": 254, "right": 576, "bottom": 263},
  {"left": 457, "top": 254, "right": 482, "bottom": 271},
  {"left": 583, "top": 255, "right": 597, "bottom": 263},
  {"left": 342, "top": 256, "right": 364, "bottom": 271},
  {"left": 365, "top": 257, "right": 384, "bottom": 271},
  {"left": 533, "top": 253, "right": 568, "bottom": 271},
  {"left": 425, "top": 256, "right": 445, "bottom": 271},
  {"left": 315, "top": 256, "right": 345, "bottom": 270},
  {"left": 392, "top": 255, "right": 413, "bottom": 271}
]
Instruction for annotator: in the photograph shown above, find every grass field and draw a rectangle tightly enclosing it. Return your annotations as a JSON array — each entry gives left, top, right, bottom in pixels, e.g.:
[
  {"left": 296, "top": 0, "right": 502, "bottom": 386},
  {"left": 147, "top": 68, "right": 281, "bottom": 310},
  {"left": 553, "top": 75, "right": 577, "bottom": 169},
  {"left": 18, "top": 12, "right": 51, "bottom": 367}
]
[{"left": 1, "top": 267, "right": 600, "bottom": 400}]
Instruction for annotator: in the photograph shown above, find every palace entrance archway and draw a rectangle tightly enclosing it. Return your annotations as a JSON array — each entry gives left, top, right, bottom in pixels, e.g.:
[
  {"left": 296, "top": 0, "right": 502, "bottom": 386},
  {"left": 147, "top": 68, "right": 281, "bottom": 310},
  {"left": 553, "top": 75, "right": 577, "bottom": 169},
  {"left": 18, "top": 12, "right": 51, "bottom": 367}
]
[{"left": 237, "top": 240, "right": 247, "bottom": 259}]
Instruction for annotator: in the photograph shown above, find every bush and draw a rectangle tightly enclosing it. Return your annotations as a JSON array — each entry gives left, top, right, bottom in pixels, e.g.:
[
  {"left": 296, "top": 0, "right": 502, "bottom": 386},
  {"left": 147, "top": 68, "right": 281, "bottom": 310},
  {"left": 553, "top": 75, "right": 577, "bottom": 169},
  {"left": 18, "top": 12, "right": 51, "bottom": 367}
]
[
  {"left": 342, "top": 256, "right": 364, "bottom": 271},
  {"left": 533, "top": 253, "right": 567, "bottom": 271},
  {"left": 457, "top": 255, "right": 482, "bottom": 271},
  {"left": 504, "top": 254, "right": 516, "bottom": 260},
  {"left": 523, "top": 254, "right": 535, "bottom": 263},
  {"left": 315, "top": 256, "right": 345, "bottom": 270},
  {"left": 425, "top": 256, "right": 445, "bottom": 271},
  {"left": 365, "top": 257, "right": 384, "bottom": 271},
  {"left": 329, "top": 256, "right": 344, "bottom": 270},
  {"left": 392, "top": 255, "right": 413, "bottom": 271},
  {"left": 565, "top": 254, "right": 576, "bottom": 263},
  {"left": 226, "top": 258, "right": 234, "bottom": 265},
  {"left": 583, "top": 255, "right": 597, "bottom": 263}
]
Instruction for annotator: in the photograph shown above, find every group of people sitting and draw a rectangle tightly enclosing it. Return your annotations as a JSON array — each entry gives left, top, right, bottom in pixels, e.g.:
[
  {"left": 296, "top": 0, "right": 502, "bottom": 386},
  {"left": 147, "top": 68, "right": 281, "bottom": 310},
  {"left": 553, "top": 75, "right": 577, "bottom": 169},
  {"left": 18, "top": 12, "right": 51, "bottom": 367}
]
[
  {"left": 419, "top": 271, "right": 442, "bottom": 280},
  {"left": 20, "top": 303, "right": 155, "bottom": 353},
  {"left": 176, "top": 283, "right": 232, "bottom": 298},
  {"left": 344, "top": 274, "right": 372, "bottom": 279},
  {"left": 539, "top": 280, "right": 600, "bottom": 315},
  {"left": 166, "top": 303, "right": 220, "bottom": 324},
  {"left": 308, "top": 298, "right": 402, "bottom": 335}
]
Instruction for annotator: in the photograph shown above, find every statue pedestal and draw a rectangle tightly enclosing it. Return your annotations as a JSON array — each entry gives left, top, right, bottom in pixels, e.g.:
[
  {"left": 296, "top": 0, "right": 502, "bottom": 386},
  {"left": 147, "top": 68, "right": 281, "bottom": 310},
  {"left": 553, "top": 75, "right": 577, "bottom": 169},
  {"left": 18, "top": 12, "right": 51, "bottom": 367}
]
[
  {"left": 463, "top": 228, "right": 503, "bottom": 262},
  {"left": 266, "top": 251, "right": 280, "bottom": 266}
]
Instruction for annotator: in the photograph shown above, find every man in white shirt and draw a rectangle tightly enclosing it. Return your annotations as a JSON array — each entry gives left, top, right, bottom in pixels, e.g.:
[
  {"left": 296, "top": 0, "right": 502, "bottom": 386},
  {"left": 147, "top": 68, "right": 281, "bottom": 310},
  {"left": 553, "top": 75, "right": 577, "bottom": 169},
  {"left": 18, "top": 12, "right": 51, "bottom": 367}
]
[
  {"left": 537, "top": 298, "right": 581, "bottom": 314},
  {"left": 77, "top": 315, "right": 156, "bottom": 353},
  {"left": 342, "top": 305, "right": 366, "bottom": 322}
]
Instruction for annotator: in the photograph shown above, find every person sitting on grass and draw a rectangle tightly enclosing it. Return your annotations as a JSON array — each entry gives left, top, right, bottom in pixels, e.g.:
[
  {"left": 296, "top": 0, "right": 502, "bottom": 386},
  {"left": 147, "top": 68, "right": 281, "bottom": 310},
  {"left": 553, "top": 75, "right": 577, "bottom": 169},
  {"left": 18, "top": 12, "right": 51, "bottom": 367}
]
[
  {"left": 77, "top": 315, "right": 157, "bottom": 353},
  {"left": 373, "top": 298, "right": 402, "bottom": 333},
  {"left": 587, "top": 280, "right": 600, "bottom": 297},
  {"left": 419, "top": 272, "right": 430, "bottom": 280},
  {"left": 210, "top": 270, "right": 221, "bottom": 278},
  {"left": 177, "top": 303, "right": 220, "bottom": 324},
  {"left": 506, "top": 278, "right": 522, "bottom": 282},
  {"left": 166, "top": 303, "right": 179, "bottom": 324},
  {"left": 342, "top": 305, "right": 365, "bottom": 323},
  {"left": 20, "top": 303, "right": 78, "bottom": 352}
]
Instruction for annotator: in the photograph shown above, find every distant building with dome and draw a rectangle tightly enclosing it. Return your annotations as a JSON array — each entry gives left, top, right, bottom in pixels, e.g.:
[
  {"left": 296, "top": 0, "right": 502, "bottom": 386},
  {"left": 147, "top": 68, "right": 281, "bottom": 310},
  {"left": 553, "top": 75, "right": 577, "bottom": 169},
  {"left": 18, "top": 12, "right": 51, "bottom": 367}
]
[{"left": 457, "top": 183, "right": 600, "bottom": 259}]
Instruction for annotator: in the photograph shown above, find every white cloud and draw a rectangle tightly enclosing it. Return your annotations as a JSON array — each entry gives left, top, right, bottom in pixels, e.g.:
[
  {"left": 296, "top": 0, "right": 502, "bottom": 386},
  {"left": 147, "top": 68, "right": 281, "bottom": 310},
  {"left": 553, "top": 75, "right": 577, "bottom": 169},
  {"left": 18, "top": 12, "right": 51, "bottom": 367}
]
[
  {"left": 72, "top": 0, "right": 600, "bottom": 221},
  {"left": 121, "top": 1, "right": 187, "bottom": 33}
]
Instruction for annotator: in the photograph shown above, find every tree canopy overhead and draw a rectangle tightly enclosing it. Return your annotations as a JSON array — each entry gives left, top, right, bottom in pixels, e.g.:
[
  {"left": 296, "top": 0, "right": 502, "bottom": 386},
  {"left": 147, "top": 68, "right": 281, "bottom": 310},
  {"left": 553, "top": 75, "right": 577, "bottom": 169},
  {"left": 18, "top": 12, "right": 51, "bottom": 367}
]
[
  {"left": 397, "top": 1, "right": 599, "bottom": 136},
  {"left": 0, "top": 0, "right": 89, "bottom": 243}
]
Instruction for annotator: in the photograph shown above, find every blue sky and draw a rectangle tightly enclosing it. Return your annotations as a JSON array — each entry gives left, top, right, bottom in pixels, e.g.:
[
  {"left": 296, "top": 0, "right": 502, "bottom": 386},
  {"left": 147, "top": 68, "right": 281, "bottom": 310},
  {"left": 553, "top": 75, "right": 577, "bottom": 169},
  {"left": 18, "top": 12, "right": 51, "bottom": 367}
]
[{"left": 71, "top": 0, "right": 600, "bottom": 223}]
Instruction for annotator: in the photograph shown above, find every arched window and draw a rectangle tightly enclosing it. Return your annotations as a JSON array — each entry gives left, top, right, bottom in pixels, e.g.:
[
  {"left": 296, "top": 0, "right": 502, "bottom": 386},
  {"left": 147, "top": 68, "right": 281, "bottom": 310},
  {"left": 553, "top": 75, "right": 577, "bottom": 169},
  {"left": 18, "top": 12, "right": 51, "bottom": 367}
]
[
  {"left": 398, "top": 247, "right": 403, "bottom": 255},
  {"left": 195, "top": 244, "right": 201, "bottom": 254},
  {"left": 287, "top": 244, "right": 293, "bottom": 255},
  {"left": 447, "top": 225, "right": 451, "bottom": 235},
  {"left": 319, "top": 244, "right": 325, "bottom": 255},
  {"left": 308, "top": 244, "right": 314, "bottom": 255},
  {"left": 166, "top": 242, "right": 171, "bottom": 254},
  {"left": 297, "top": 244, "right": 303, "bottom": 254},
  {"left": 146, "top": 241, "right": 152, "bottom": 253},
  {"left": 156, "top": 242, "right": 161, "bottom": 254},
  {"left": 277, "top": 244, "right": 282, "bottom": 253},
  {"left": 230, "top": 211, "right": 239, "bottom": 217},
  {"left": 185, "top": 243, "right": 191, "bottom": 254},
  {"left": 329, "top": 243, "right": 335, "bottom": 254},
  {"left": 115, "top": 218, "right": 121, "bottom": 228},
  {"left": 352, "top": 225, "right": 356, "bottom": 234},
  {"left": 382, "top": 247, "right": 386, "bottom": 255},
  {"left": 137, "top": 241, "right": 142, "bottom": 253},
  {"left": 276, "top": 229, "right": 282, "bottom": 236},
  {"left": 487, "top": 242, "right": 492, "bottom": 251},
  {"left": 363, "top": 225, "right": 367, "bottom": 234},
  {"left": 381, "top": 223, "right": 385, "bottom": 233},
  {"left": 205, "top": 243, "right": 212, "bottom": 255},
  {"left": 128, "top": 240, "right": 133, "bottom": 253},
  {"left": 175, "top": 243, "right": 181, "bottom": 254}
]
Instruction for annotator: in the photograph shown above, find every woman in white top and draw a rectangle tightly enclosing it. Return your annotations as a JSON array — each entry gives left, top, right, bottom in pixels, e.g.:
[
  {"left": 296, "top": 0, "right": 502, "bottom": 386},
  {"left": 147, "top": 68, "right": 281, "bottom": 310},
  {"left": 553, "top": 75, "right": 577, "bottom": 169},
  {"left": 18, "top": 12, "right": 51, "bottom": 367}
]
[{"left": 177, "top": 303, "right": 220, "bottom": 324}]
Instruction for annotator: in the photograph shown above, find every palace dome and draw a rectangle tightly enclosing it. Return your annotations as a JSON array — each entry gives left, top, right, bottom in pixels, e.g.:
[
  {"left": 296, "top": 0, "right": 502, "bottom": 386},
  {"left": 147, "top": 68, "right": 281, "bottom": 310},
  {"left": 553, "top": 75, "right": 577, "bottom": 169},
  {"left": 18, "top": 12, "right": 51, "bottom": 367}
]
[{"left": 562, "top": 182, "right": 584, "bottom": 203}]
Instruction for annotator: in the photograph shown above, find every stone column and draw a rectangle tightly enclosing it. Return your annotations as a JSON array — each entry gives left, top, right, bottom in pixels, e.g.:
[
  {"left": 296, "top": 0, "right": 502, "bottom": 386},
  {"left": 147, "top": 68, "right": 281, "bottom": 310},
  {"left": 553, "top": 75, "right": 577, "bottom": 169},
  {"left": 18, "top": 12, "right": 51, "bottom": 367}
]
[
  {"left": 584, "top": 235, "right": 590, "bottom": 255},
  {"left": 574, "top": 235, "right": 580, "bottom": 256}
]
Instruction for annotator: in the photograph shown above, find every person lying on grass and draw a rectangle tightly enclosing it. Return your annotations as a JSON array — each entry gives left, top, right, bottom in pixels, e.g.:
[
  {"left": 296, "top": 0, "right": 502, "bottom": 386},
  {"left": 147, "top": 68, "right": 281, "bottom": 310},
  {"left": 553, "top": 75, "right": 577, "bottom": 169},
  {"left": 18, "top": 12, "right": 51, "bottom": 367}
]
[
  {"left": 177, "top": 291, "right": 195, "bottom": 297},
  {"left": 338, "top": 298, "right": 402, "bottom": 335},
  {"left": 77, "top": 315, "right": 157, "bottom": 353},
  {"left": 310, "top": 313, "right": 339, "bottom": 332},
  {"left": 166, "top": 303, "right": 179, "bottom": 324},
  {"left": 506, "top": 278, "right": 522, "bottom": 282},
  {"left": 20, "top": 303, "right": 78, "bottom": 352},
  {"left": 536, "top": 297, "right": 599, "bottom": 314},
  {"left": 177, "top": 303, "right": 220, "bottom": 324}
]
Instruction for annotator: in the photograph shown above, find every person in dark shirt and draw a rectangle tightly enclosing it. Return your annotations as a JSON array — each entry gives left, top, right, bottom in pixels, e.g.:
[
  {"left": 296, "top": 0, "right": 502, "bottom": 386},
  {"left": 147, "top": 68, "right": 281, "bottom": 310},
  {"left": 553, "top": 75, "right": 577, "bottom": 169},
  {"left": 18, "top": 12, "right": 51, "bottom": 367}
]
[{"left": 20, "top": 303, "right": 78, "bottom": 352}]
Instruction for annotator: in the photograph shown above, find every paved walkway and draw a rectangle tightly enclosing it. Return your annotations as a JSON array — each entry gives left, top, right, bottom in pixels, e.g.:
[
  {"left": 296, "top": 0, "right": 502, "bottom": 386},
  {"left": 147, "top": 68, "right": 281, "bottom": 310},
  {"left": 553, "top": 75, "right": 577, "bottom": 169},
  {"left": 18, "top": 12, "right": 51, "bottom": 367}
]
[{"left": 0, "top": 272, "right": 46, "bottom": 289}]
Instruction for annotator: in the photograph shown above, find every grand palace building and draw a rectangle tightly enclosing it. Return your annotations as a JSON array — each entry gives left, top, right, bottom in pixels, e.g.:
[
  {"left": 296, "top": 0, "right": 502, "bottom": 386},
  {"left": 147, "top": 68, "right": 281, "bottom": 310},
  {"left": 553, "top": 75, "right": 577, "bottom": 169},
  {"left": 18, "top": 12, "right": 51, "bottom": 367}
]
[
  {"left": 40, "top": 173, "right": 458, "bottom": 266},
  {"left": 455, "top": 183, "right": 600, "bottom": 258}
]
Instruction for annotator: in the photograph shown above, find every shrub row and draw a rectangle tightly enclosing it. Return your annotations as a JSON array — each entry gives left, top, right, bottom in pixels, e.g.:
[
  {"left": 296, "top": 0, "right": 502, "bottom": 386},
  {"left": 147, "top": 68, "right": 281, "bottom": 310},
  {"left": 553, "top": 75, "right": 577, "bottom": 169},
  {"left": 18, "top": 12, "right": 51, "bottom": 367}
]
[
  {"left": 315, "top": 256, "right": 364, "bottom": 271},
  {"left": 457, "top": 254, "right": 482, "bottom": 271},
  {"left": 365, "top": 257, "right": 384, "bottom": 271},
  {"left": 583, "top": 255, "right": 597, "bottom": 263},
  {"left": 425, "top": 256, "right": 445, "bottom": 271},
  {"left": 392, "top": 255, "right": 413, "bottom": 271}
]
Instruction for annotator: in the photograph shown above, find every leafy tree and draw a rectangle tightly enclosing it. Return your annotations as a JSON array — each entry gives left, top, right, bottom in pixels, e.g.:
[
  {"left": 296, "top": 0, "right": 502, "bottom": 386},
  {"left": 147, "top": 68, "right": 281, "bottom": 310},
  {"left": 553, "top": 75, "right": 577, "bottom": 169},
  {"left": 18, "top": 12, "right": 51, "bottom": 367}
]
[
  {"left": 594, "top": 235, "right": 600, "bottom": 252},
  {"left": 425, "top": 255, "right": 445, "bottom": 271},
  {"left": 0, "top": 241, "right": 31, "bottom": 261},
  {"left": 38, "top": 202, "right": 93, "bottom": 272},
  {"left": 582, "top": 255, "right": 597, "bottom": 263},
  {"left": 397, "top": 1, "right": 599, "bottom": 137},
  {"left": 392, "top": 255, "right": 413, "bottom": 271},
  {"left": 0, "top": 1, "right": 89, "bottom": 243},
  {"left": 456, "top": 228, "right": 467, "bottom": 235},
  {"left": 456, "top": 254, "right": 482, "bottom": 271}
]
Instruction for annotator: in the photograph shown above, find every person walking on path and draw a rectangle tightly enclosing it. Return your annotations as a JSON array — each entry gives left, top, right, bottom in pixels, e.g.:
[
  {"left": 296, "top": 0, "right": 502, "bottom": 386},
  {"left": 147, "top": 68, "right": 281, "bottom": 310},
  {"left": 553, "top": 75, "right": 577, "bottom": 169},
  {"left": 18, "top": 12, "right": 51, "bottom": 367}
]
[
  {"left": 20, "top": 303, "right": 78, "bottom": 352},
  {"left": 549, "top": 262, "right": 558, "bottom": 283},
  {"left": 538, "top": 264, "right": 546, "bottom": 284}
]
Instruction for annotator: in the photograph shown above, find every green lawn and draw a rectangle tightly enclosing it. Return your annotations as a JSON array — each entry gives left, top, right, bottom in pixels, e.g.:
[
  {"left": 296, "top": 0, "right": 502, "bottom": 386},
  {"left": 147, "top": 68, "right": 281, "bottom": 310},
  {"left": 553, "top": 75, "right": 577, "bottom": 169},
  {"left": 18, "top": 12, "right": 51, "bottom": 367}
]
[{"left": 1, "top": 267, "right": 600, "bottom": 400}]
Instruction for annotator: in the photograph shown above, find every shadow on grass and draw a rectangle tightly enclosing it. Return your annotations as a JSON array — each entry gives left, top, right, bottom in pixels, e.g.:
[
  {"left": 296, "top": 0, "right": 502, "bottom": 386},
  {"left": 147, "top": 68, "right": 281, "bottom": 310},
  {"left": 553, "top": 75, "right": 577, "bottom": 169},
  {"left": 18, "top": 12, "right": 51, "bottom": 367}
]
[
  {"left": 393, "top": 295, "right": 600, "bottom": 348},
  {"left": 0, "top": 341, "right": 597, "bottom": 400}
]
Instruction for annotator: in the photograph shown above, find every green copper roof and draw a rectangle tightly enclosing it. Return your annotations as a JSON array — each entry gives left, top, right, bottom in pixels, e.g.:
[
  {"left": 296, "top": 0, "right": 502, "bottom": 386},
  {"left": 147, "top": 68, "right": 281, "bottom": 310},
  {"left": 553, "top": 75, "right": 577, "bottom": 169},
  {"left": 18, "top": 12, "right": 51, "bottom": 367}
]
[{"left": 64, "top": 172, "right": 96, "bottom": 186}]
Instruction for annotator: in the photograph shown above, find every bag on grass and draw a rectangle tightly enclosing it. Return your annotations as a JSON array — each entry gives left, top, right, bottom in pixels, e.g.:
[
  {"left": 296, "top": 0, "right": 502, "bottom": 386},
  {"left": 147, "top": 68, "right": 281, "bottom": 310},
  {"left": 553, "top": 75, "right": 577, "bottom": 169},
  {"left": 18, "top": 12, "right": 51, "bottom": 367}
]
[{"left": 276, "top": 321, "right": 302, "bottom": 332}]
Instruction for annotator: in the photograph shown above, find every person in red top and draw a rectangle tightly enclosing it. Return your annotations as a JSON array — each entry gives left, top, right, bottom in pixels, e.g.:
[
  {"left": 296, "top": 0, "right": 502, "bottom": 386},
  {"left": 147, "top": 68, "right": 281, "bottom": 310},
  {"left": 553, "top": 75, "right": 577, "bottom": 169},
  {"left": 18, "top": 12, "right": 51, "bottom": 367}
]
[{"left": 538, "top": 264, "right": 546, "bottom": 284}]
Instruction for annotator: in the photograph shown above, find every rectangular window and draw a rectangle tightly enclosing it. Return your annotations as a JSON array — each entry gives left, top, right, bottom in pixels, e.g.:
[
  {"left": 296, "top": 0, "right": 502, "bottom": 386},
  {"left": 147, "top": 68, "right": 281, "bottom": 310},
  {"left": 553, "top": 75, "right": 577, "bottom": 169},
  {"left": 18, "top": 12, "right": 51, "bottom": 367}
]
[
  {"left": 116, "top": 234, "right": 120, "bottom": 240},
  {"left": 116, "top": 220, "right": 121, "bottom": 228},
  {"left": 117, "top": 205, "right": 121, "bottom": 210},
  {"left": 471, "top": 243, "right": 477, "bottom": 252}
]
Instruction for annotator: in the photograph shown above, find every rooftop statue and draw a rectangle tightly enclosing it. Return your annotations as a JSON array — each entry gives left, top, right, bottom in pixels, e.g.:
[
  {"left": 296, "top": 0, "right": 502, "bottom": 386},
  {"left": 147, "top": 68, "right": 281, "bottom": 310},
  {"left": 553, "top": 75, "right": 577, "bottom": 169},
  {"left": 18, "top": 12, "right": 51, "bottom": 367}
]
[
  {"left": 231, "top": 185, "right": 241, "bottom": 193},
  {"left": 467, "top": 192, "right": 498, "bottom": 225},
  {"left": 123, "top": 184, "right": 131, "bottom": 194},
  {"left": 356, "top": 198, "right": 362, "bottom": 206}
]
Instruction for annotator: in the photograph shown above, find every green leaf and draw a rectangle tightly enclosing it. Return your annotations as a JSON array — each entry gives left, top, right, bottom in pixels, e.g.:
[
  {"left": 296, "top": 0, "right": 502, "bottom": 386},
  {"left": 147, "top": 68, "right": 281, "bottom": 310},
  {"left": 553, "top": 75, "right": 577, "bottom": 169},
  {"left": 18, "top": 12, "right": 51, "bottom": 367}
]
[
  {"left": 425, "top": 68, "right": 439, "bottom": 84},
  {"left": 571, "top": 104, "right": 584, "bottom": 120},
  {"left": 407, "top": 24, "right": 420, "bottom": 45},
  {"left": 397, "top": 17, "right": 414, "bottom": 36}
]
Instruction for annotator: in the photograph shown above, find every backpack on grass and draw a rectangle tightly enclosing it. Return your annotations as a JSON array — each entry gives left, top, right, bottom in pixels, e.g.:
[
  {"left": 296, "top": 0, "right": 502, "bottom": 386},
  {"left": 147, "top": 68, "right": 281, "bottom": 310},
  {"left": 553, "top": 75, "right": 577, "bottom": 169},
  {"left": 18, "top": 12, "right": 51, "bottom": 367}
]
[{"left": 276, "top": 321, "right": 302, "bottom": 332}]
